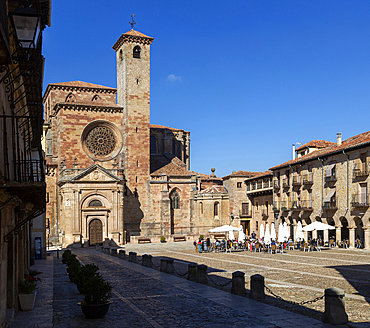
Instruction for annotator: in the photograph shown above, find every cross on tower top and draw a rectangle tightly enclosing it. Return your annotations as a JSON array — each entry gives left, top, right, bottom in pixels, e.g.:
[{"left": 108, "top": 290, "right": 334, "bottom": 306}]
[{"left": 129, "top": 14, "right": 136, "bottom": 30}]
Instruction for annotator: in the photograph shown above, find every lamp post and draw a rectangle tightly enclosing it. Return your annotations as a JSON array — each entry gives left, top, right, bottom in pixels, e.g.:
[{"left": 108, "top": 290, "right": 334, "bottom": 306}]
[{"left": 9, "top": 1, "right": 41, "bottom": 51}]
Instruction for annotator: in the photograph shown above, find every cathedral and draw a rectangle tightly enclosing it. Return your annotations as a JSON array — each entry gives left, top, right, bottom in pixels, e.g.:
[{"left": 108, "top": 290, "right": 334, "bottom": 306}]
[{"left": 43, "top": 27, "right": 252, "bottom": 247}]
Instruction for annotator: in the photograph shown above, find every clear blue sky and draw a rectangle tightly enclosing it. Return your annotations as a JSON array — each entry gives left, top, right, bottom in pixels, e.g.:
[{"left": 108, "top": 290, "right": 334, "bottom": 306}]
[{"left": 43, "top": 0, "right": 370, "bottom": 177}]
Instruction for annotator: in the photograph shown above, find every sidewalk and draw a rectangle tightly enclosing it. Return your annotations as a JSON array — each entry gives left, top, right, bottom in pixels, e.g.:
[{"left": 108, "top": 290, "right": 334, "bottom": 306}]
[{"left": 10, "top": 249, "right": 356, "bottom": 328}]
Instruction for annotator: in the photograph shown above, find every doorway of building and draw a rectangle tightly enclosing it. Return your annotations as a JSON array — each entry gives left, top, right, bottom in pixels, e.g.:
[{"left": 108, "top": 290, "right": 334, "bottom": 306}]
[
  {"left": 241, "top": 220, "right": 250, "bottom": 236},
  {"left": 89, "top": 219, "right": 103, "bottom": 245}
]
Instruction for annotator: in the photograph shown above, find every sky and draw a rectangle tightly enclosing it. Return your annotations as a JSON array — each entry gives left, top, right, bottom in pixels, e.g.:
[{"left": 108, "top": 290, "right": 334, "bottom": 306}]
[{"left": 42, "top": 0, "right": 370, "bottom": 178}]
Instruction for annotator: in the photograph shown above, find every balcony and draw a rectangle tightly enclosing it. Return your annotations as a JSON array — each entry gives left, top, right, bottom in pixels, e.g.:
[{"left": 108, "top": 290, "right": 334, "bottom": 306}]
[
  {"left": 325, "top": 165, "right": 337, "bottom": 182},
  {"left": 351, "top": 193, "right": 370, "bottom": 207},
  {"left": 323, "top": 197, "right": 337, "bottom": 210},
  {"left": 292, "top": 175, "right": 301, "bottom": 187},
  {"left": 302, "top": 173, "right": 313, "bottom": 185},
  {"left": 353, "top": 163, "right": 370, "bottom": 179},
  {"left": 257, "top": 181, "right": 262, "bottom": 189},
  {"left": 282, "top": 178, "right": 290, "bottom": 188},
  {"left": 261, "top": 208, "right": 268, "bottom": 218},
  {"left": 300, "top": 199, "right": 313, "bottom": 210},
  {"left": 273, "top": 179, "right": 280, "bottom": 189},
  {"left": 280, "top": 201, "right": 289, "bottom": 211},
  {"left": 273, "top": 202, "right": 279, "bottom": 211}
]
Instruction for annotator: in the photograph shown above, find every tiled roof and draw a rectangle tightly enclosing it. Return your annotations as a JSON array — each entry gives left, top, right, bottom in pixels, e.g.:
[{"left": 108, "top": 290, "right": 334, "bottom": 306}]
[
  {"left": 270, "top": 130, "right": 370, "bottom": 170},
  {"left": 296, "top": 140, "right": 335, "bottom": 151},
  {"left": 199, "top": 185, "right": 228, "bottom": 194},
  {"left": 222, "top": 170, "right": 261, "bottom": 179},
  {"left": 124, "top": 29, "right": 153, "bottom": 39},
  {"left": 48, "top": 81, "right": 116, "bottom": 90},
  {"left": 150, "top": 155, "right": 193, "bottom": 176},
  {"left": 245, "top": 171, "right": 273, "bottom": 181}
]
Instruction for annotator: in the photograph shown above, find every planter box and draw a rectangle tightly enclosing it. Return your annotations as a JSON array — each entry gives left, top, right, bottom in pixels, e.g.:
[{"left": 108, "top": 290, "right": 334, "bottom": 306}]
[{"left": 18, "top": 292, "right": 36, "bottom": 311}]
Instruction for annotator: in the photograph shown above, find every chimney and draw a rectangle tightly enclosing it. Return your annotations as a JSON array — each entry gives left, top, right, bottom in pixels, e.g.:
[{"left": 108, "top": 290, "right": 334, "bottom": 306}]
[
  {"left": 337, "top": 133, "right": 342, "bottom": 146},
  {"left": 292, "top": 144, "right": 296, "bottom": 160}
]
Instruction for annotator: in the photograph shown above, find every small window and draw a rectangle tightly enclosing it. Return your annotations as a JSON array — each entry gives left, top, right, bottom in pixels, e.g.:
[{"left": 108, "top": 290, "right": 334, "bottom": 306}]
[
  {"left": 237, "top": 182, "right": 242, "bottom": 188},
  {"left": 214, "top": 202, "right": 219, "bottom": 216},
  {"left": 92, "top": 95, "right": 100, "bottom": 102},
  {"left": 242, "top": 203, "right": 249, "bottom": 215},
  {"left": 133, "top": 45, "right": 141, "bottom": 58},
  {"left": 170, "top": 190, "right": 180, "bottom": 209},
  {"left": 256, "top": 221, "right": 259, "bottom": 230},
  {"left": 256, "top": 201, "right": 259, "bottom": 211},
  {"left": 65, "top": 93, "right": 76, "bottom": 102},
  {"left": 89, "top": 200, "right": 103, "bottom": 207},
  {"left": 200, "top": 202, "right": 203, "bottom": 215}
]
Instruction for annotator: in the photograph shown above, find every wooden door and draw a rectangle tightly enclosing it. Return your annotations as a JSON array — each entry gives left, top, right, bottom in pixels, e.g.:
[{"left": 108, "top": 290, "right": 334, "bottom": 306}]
[{"left": 89, "top": 219, "right": 103, "bottom": 245}]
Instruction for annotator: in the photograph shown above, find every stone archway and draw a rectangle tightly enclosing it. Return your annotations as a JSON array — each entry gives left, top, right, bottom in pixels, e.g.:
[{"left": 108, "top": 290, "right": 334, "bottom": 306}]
[
  {"left": 341, "top": 217, "right": 349, "bottom": 240},
  {"left": 89, "top": 219, "right": 103, "bottom": 245}
]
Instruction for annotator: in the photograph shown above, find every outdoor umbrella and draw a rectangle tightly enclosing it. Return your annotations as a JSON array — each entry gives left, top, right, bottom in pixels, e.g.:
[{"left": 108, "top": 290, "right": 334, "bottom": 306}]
[
  {"left": 270, "top": 223, "right": 277, "bottom": 240},
  {"left": 229, "top": 230, "right": 235, "bottom": 240},
  {"left": 295, "top": 221, "right": 305, "bottom": 241},
  {"left": 283, "top": 222, "right": 290, "bottom": 241},
  {"left": 208, "top": 225, "right": 240, "bottom": 233},
  {"left": 264, "top": 223, "right": 271, "bottom": 244},
  {"left": 278, "top": 223, "right": 285, "bottom": 243},
  {"left": 259, "top": 223, "right": 265, "bottom": 240},
  {"left": 302, "top": 221, "right": 335, "bottom": 232},
  {"left": 238, "top": 226, "right": 245, "bottom": 242}
]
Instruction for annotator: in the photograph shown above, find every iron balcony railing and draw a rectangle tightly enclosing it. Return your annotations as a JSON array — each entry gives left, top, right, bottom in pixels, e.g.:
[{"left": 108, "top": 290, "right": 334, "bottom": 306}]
[
  {"left": 14, "top": 160, "right": 44, "bottom": 182},
  {"left": 353, "top": 163, "right": 370, "bottom": 179},
  {"left": 280, "top": 201, "right": 289, "bottom": 211},
  {"left": 273, "top": 201, "right": 279, "bottom": 211},
  {"left": 273, "top": 179, "right": 280, "bottom": 189},
  {"left": 323, "top": 197, "right": 337, "bottom": 210},
  {"left": 289, "top": 199, "right": 313, "bottom": 210},
  {"left": 282, "top": 178, "right": 289, "bottom": 188},
  {"left": 292, "top": 175, "right": 301, "bottom": 186},
  {"left": 302, "top": 173, "right": 313, "bottom": 185},
  {"left": 351, "top": 193, "right": 370, "bottom": 207}
]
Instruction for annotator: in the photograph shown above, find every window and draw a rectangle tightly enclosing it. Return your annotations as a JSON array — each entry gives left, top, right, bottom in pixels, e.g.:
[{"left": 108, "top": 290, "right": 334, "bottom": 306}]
[
  {"left": 237, "top": 182, "right": 242, "bottom": 188},
  {"left": 214, "top": 202, "right": 219, "bottom": 216},
  {"left": 256, "top": 201, "right": 259, "bottom": 211},
  {"left": 241, "top": 203, "right": 249, "bottom": 215},
  {"left": 170, "top": 190, "right": 180, "bottom": 209},
  {"left": 133, "top": 45, "right": 141, "bottom": 58},
  {"left": 256, "top": 221, "right": 258, "bottom": 230},
  {"left": 199, "top": 202, "right": 203, "bottom": 215},
  {"left": 92, "top": 95, "right": 100, "bottom": 102},
  {"left": 89, "top": 200, "right": 103, "bottom": 207},
  {"left": 265, "top": 200, "right": 269, "bottom": 209},
  {"left": 150, "top": 135, "right": 157, "bottom": 154},
  {"left": 65, "top": 93, "right": 76, "bottom": 102}
]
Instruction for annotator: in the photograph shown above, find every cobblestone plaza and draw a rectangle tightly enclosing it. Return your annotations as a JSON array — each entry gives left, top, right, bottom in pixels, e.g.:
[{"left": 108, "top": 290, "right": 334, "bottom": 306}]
[{"left": 10, "top": 242, "right": 370, "bottom": 327}]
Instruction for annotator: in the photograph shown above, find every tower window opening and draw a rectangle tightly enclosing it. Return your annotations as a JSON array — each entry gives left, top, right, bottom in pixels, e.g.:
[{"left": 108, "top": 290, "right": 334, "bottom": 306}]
[{"left": 133, "top": 46, "right": 141, "bottom": 58}]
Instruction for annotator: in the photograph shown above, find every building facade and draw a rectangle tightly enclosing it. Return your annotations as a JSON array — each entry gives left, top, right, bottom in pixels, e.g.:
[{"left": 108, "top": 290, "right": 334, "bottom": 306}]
[
  {"left": 0, "top": 1, "right": 50, "bottom": 325},
  {"left": 270, "top": 132, "right": 370, "bottom": 249}
]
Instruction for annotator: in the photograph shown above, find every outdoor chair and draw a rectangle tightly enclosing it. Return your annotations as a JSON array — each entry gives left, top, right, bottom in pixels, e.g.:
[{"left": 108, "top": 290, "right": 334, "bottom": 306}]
[
  {"left": 303, "top": 242, "right": 310, "bottom": 252},
  {"left": 255, "top": 244, "right": 261, "bottom": 252},
  {"left": 270, "top": 244, "right": 277, "bottom": 254},
  {"left": 288, "top": 241, "right": 294, "bottom": 250}
]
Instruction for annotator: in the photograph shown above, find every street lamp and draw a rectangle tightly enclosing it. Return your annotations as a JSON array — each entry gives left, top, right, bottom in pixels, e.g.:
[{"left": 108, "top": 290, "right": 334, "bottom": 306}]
[{"left": 9, "top": 1, "right": 41, "bottom": 50}]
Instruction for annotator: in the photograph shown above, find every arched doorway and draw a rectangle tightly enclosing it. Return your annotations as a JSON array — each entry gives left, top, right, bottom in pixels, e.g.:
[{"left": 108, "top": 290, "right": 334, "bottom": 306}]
[
  {"left": 170, "top": 190, "right": 180, "bottom": 235},
  {"left": 355, "top": 217, "right": 364, "bottom": 240},
  {"left": 341, "top": 217, "right": 349, "bottom": 240},
  {"left": 89, "top": 219, "right": 103, "bottom": 245}
]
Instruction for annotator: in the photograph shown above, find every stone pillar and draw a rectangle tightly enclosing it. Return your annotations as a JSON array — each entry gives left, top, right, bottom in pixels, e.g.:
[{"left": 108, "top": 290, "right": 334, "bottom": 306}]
[
  {"left": 188, "top": 264, "right": 197, "bottom": 281},
  {"left": 166, "top": 259, "right": 174, "bottom": 274},
  {"left": 118, "top": 250, "right": 126, "bottom": 259},
  {"left": 249, "top": 274, "right": 265, "bottom": 300},
  {"left": 323, "top": 229, "right": 329, "bottom": 243},
  {"left": 322, "top": 287, "right": 348, "bottom": 324},
  {"left": 160, "top": 259, "right": 167, "bottom": 272},
  {"left": 312, "top": 230, "right": 317, "bottom": 239},
  {"left": 336, "top": 227, "right": 341, "bottom": 244},
  {"left": 349, "top": 227, "right": 356, "bottom": 249},
  {"left": 303, "top": 230, "right": 308, "bottom": 241},
  {"left": 364, "top": 227, "right": 370, "bottom": 250},
  {"left": 141, "top": 254, "right": 147, "bottom": 266},
  {"left": 110, "top": 248, "right": 118, "bottom": 257},
  {"left": 196, "top": 264, "right": 208, "bottom": 284},
  {"left": 231, "top": 271, "right": 245, "bottom": 295},
  {"left": 129, "top": 251, "right": 137, "bottom": 263},
  {"left": 146, "top": 255, "right": 153, "bottom": 268}
]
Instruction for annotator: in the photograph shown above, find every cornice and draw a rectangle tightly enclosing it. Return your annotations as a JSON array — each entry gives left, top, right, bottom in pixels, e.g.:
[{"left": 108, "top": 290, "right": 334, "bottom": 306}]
[
  {"left": 52, "top": 103, "right": 123, "bottom": 116},
  {"left": 113, "top": 34, "right": 154, "bottom": 51}
]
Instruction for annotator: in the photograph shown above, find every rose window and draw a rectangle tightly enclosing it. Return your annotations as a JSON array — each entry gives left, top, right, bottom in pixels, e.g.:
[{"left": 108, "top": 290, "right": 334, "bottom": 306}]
[{"left": 85, "top": 126, "right": 116, "bottom": 156}]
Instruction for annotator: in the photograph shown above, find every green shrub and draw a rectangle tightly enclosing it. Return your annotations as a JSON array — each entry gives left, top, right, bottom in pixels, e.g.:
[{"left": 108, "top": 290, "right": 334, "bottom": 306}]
[{"left": 81, "top": 274, "right": 112, "bottom": 304}]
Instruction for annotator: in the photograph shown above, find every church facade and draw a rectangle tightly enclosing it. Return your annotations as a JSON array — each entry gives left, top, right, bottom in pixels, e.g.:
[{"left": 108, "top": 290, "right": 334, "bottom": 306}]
[{"left": 43, "top": 28, "right": 253, "bottom": 247}]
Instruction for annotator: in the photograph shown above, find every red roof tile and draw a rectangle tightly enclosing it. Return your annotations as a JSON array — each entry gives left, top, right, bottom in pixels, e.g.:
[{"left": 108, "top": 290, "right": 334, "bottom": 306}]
[
  {"left": 296, "top": 140, "right": 335, "bottom": 151},
  {"left": 222, "top": 171, "right": 262, "bottom": 179},
  {"left": 150, "top": 124, "right": 188, "bottom": 132},
  {"left": 245, "top": 171, "right": 273, "bottom": 180},
  {"left": 48, "top": 81, "right": 116, "bottom": 90},
  {"left": 124, "top": 29, "right": 153, "bottom": 39}
]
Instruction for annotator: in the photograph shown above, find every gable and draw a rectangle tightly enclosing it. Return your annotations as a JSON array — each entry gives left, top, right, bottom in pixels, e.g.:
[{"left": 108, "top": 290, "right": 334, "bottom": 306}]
[{"left": 69, "top": 165, "right": 121, "bottom": 183}]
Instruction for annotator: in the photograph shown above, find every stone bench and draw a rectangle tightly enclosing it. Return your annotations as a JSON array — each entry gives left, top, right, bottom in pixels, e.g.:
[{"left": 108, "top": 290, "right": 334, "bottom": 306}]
[
  {"left": 174, "top": 236, "right": 186, "bottom": 242},
  {"left": 138, "top": 237, "right": 151, "bottom": 244}
]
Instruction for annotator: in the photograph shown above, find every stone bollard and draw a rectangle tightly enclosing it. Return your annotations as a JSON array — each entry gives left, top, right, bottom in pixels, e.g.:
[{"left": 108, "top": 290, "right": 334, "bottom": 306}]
[
  {"left": 118, "top": 250, "right": 126, "bottom": 259},
  {"left": 129, "top": 252, "right": 137, "bottom": 263},
  {"left": 103, "top": 247, "right": 110, "bottom": 254},
  {"left": 166, "top": 259, "right": 174, "bottom": 274},
  {"left": 231, "top": 271, "right": 246, "bottom": 295},
  {"left": 146, "top": 255, "right": 153, "bottom": 268},
  {"left": 110, "top": 248, "right": 118, "bottom": 257},
  {"left": 249, "top": 274, "right": 265, "bottom": 300},
  {"left": 160, "top": 259, "right": 167, "bottom": 272},
  {"left": 196, "top": 264, "right": 208, "bottom": 284},
  {"left": 188, "top": 264, "right": 197, "bottom": 281},
  {"left": 142, "top": 254, "right": 148, "bottom": 267},
  {"left": 322, "top": 287, "right": 348, "bottom": 324},
  {"left": 100, "top": 246, "right": 104, "bottom": 252}
]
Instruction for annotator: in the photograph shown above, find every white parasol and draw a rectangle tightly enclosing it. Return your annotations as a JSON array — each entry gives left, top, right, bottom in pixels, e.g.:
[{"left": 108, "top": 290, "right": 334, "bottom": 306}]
[
  {"left": 283, "top": 222, "right": 290, "bottom": 241},
  {"left": 259, "top": 223, "right": 265, "bottom": 240},
  {"left": 238, "top": 225, "right": 245, "bottom": 242},
  {"left": 302, "top": 221, "right": 335, "bottom": 232},
  {"left": 229, "top": 230, "right": 235, "bottom": 240},
  {"left": 264, "top": 224, "right": 271, "bottom": 244},
  {"left": 278, "top": 223, "right": 285, "bottom": 242},
  {"left": 270, "top": 223, "right": 277, "bottom": 240},
  {"left": 295, "top": 221, "right": 305, "bottom": 241},
  {"left": 208, "top": 225, "right": 240, "bottom": 233}
]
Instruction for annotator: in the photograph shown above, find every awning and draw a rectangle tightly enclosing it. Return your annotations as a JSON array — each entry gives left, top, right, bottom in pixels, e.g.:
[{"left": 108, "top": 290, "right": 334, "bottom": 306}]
[
  {"left": 326, "top": 163, "right": 336, "bottom": 177},
  {"left": 324, "top": 189, "right": 336, "bottom": 202}
]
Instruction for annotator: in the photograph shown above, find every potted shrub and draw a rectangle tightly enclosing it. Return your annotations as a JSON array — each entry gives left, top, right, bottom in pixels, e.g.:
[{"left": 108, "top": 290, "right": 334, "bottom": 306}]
[
  {"left": 160, "top": 236, "right": 166, "bottom": 243},
  {"left": 62, "top": 249, "right": 72, "bottom": 264},
  {"left": 78, "top": 273, "right": 112, "bottom": 319},
  {"left": 199, "top": 235, "right": 204, "bottom": 240},
  {"left": 18, "top": 275, "right": 37, "bottom": 311},
  {"left": 74, "top": 263, "right": 99, "bottom": 294},
  {"left": 66, "top": 257, "right": 81, "bottom": 282}
]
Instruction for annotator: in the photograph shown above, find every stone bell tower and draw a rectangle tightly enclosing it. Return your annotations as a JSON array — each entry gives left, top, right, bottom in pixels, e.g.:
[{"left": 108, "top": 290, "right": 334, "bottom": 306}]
[{"left": 112, "top": 20, "right": 154, "bottom": 238}]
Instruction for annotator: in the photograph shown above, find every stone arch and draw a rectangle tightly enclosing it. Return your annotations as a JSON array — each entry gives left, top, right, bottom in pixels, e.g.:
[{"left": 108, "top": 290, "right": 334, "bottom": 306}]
[
  {"left": 169, "top": 188, "right": 181, "bottom": 235},
  {"left": 81, "top": 193, "right": 110, "bottom": 209},
  {"left": 92, "top": 95, "right": 101, "bottom": 102},
  {"left": 88, "top": 218, "right": 103, "bottom": 245},
  {"left": 65, "top": 93, "right": 76, "bottom": 102},
  {"left": 133, "top": 45, "right": 141, "bottom": 58},
  {"left": 355, "top": 217, "right": 364, "bottom": 240}
]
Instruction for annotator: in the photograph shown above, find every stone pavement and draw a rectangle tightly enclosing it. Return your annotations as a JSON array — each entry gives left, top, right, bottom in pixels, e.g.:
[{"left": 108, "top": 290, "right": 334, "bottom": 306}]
[{"left": 9, "top": 247, "right": 355, "bottom": 328}]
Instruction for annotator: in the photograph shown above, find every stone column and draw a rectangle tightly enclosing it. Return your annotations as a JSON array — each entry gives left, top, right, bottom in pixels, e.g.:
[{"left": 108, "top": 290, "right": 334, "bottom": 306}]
[
  {"left": 349, "top": 227, "right": 356, "bottom": 249},
  {"left": 323, "top": 229, "right": 329, "bottom": 243},
  {"left": 336, "top": 227, "right": 342, "bottom": 244},
  {"left": 312, "top": 229, "right": 317, "bottom": 239},
  {"left": 364, "top": 227, "right": 370, "bottom": 250}
]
